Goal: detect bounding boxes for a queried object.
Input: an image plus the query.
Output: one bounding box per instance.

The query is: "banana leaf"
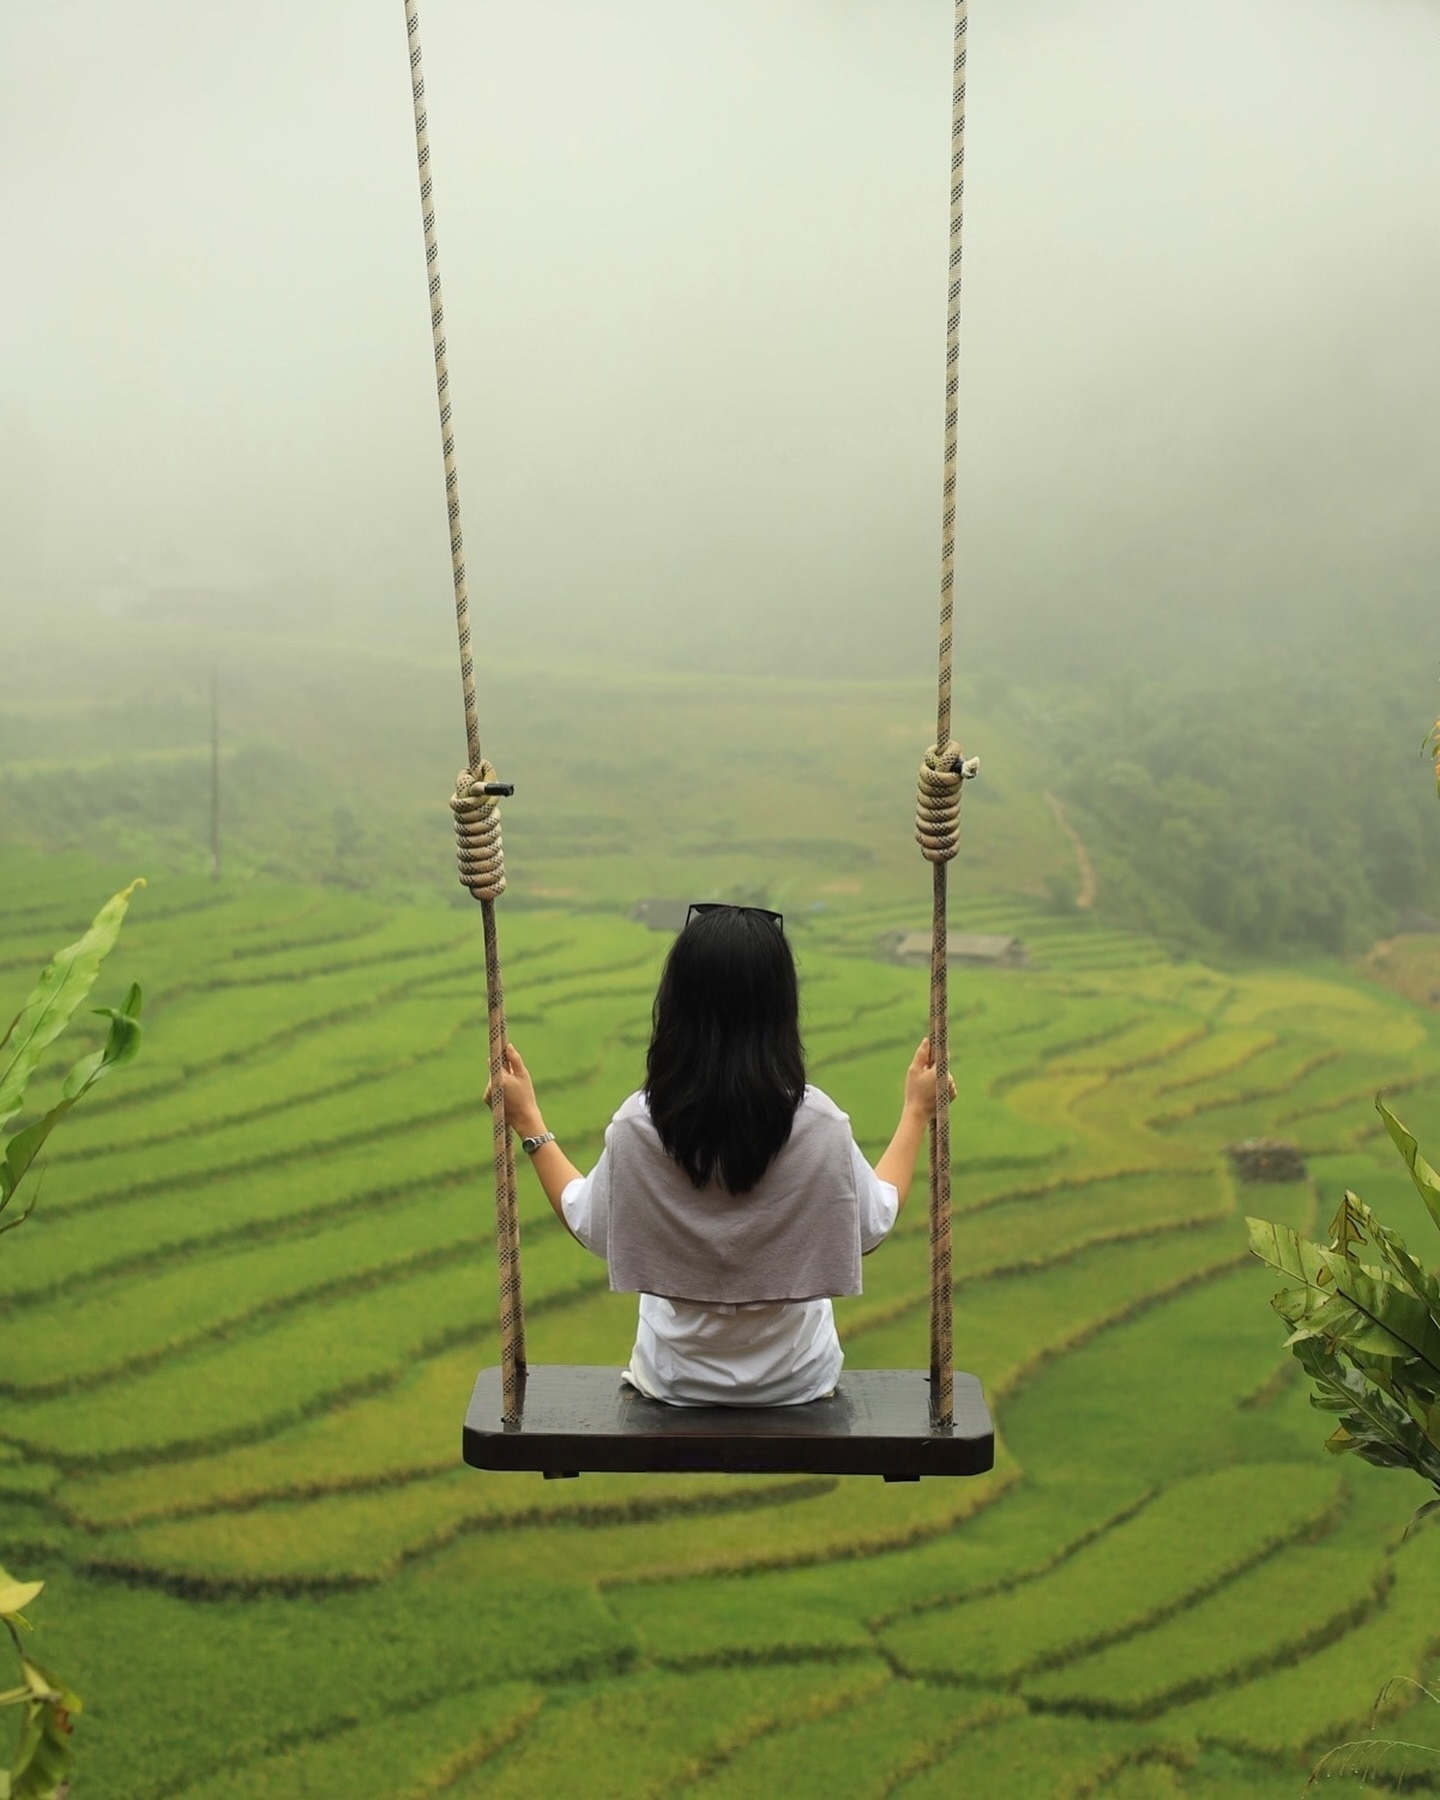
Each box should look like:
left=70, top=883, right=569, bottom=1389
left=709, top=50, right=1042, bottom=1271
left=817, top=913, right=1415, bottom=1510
left=1378, top=1097, right=1440, bottom=1235
left=0, top=881, right=142, bottom=1132
left=1246, top=1215, right=1338, bottom=1290
left=1278, top=1288, right=1419, bottom=1364
left=0, top=985, right=142, bottom=1234
left=1250, top=1216, right=1440, bottom=1379
left=1339, top=1191, right=1440, bottom=1316
left=1329, top=1187, right=1369, bottom=1262
left=1290, top=1336, right=1440, bottom=1488
left=1283, top=1272, right=1440, bottom=1371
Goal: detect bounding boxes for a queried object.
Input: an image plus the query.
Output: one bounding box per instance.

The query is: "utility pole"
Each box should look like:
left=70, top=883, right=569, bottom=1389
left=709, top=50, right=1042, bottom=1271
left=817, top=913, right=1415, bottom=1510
left=210, top=666, right=221, bottom=882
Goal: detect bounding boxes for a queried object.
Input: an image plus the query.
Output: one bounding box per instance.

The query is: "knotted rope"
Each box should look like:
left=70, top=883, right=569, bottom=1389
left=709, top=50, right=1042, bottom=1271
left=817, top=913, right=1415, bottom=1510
left=916, top=742, right=980, bottom=865
left=405, top=0, right=526, bottom=1421
left=920, top=0, right=974, bottom=1430
left=452, top=765, right=508, bottom=900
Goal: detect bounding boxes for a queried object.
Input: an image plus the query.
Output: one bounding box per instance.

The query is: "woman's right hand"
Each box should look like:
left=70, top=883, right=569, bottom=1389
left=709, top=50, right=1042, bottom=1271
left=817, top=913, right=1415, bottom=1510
left=903, top=1037, right=955, bottom=1120
left=483, top=1042, right=545, bottom=1138
left=875, top=1038, right=956, bottom=1210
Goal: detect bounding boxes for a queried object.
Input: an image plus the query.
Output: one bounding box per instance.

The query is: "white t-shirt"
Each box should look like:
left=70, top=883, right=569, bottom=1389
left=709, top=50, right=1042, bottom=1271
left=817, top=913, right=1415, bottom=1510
left=560, top=1088, right=899, bottom=1407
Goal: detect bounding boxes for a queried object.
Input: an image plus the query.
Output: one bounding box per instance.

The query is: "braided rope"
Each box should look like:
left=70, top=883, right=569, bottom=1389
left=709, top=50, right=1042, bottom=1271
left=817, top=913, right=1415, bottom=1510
left=935, top=0, right=967, bottom=757
left=922, top=0, right=971, bottom=1430
left=405, top=0, right=526, bottom=1421
left=916, top=743, right=979, bottom=864
left=452, top=765, right=508, bottom=900
left=406, top=0, right=479, bottom=770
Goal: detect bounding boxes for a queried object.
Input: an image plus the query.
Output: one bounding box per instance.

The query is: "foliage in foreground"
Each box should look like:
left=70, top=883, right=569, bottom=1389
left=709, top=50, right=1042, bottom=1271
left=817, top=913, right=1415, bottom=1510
left=1, top=884, right=143, bottom=1798
left=1307, top=1676, right=1440, bottom=1791
left=1, top=883, right=144, bottom=1239
left=1249, top=1099, right=1440, bottom=1520
left=0, top=1573, right=80, bottom=1800
left=1250, top=1099, right=1440, bottom=1790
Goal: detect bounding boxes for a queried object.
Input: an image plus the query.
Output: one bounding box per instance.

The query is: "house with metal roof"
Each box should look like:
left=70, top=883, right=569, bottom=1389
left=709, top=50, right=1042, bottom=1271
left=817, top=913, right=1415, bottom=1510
left=879, top=930, right=1028, bottom=969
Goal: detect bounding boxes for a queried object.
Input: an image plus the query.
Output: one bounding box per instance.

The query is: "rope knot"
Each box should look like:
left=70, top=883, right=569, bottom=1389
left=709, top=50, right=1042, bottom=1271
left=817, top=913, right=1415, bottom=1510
left=915, top=741, right=979, bottom=864
left=451, top=763, right=507, bottom=900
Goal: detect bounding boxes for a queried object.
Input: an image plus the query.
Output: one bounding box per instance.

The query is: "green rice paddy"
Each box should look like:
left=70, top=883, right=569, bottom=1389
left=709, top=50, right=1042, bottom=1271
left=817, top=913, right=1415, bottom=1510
left=5, top=848, right=1440, bottom=1796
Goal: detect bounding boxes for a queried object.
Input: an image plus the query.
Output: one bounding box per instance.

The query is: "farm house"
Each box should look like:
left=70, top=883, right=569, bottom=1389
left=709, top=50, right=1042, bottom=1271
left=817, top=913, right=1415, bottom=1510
left=880, top=929, right=1029, bottom=969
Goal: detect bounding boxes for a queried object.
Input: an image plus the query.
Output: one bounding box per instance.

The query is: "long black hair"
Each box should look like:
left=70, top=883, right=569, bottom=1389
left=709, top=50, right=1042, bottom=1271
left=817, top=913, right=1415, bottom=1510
left=645, top=907, right=806, bottom=1195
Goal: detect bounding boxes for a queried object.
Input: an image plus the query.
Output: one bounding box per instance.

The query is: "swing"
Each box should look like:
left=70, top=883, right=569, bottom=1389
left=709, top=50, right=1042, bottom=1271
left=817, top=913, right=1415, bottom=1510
left=402, top=0, right=993, bottom=1480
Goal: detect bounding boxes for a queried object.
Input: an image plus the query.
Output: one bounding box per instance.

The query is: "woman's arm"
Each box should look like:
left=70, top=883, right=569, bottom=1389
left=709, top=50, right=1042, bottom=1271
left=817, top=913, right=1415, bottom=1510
left=873, top=1037, right=952, bottom=1212
left=485, top=1043, right=585, bottom=1225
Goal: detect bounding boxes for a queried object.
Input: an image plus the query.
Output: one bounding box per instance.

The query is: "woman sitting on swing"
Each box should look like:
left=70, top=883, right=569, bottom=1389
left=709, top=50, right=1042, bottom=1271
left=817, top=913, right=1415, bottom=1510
left=490, top=903, right=950, bottom=1407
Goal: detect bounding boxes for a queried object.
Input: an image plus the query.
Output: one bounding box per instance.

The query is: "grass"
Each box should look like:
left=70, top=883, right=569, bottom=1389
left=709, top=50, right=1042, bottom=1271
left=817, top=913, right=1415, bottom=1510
left=4, top=1235, right=603, bottom=1465
left=1150, top=1518, right=1440, bottom=1758
left=89, top=1467, right=838, bottom=1591
left=447, top=1662, right=895, bottom=1800
left=678, top=1685, right=1015, bottom=1798
left=0, top=1129, right=499, bottom=1305
left=30, top=1564, right=636, bottom=1800
left=886, top=1711, right=1174, bottom=1800
left=1021, top=1476, right=1401, bottom=1716
left=163, top=1680, right=546, bottom=1800
left=3, top=850, right=1440, bottom=1796
left=877, top=1464, right=1341, bottom=1683
left=0, top=1185, right=493, bottom=1393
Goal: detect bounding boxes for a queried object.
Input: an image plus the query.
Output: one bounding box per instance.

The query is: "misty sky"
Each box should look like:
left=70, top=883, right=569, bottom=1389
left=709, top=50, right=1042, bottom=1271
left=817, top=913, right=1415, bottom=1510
left=3, top=0, right=1438, bottom=678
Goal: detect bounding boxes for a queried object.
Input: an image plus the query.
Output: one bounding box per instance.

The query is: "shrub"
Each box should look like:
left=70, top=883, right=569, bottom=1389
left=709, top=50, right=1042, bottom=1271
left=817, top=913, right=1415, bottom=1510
left=1, top=884, right=143, bottom=1800
left=1248, top=1100, right=1440, bottom=1522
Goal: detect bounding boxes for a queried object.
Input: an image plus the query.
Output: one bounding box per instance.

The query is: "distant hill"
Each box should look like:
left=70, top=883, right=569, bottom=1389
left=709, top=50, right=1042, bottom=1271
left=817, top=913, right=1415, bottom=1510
left=2, top=601, right=1435, bottom=957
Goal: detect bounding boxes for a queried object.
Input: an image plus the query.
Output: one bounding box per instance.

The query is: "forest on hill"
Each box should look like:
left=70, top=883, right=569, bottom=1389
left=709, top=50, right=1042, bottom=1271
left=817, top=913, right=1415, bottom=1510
left=1046, top=639, right=1440, bottom=957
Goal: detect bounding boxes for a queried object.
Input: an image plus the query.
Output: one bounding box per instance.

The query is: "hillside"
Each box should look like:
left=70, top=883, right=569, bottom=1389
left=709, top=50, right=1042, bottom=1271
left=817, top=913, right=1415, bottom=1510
left=5, top=854, right=1440, bottom=1795
left=0, top=612, right=1074, bottom=916
left=4, top=607, right=1435, bottom=961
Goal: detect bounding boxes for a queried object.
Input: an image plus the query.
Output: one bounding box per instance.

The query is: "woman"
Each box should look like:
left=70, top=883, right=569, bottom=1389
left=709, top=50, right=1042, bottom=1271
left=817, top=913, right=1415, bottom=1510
left=490, top=903, right=948, bottom=1406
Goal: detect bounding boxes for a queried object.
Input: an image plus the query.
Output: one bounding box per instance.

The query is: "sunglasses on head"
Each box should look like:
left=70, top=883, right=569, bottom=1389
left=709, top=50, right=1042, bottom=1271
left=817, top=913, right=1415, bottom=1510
left=686, top=902, right=785, bottom=934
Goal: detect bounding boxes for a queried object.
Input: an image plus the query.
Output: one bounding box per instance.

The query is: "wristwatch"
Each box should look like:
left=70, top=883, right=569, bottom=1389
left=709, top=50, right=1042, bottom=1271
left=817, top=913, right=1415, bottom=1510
left=521, top=1131, right=557, bottom=1156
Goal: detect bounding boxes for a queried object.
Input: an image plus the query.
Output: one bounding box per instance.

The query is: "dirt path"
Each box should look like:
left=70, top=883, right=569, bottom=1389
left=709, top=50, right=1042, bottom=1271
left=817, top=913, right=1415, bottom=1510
left=1045, top=790, right=1097, bottom=911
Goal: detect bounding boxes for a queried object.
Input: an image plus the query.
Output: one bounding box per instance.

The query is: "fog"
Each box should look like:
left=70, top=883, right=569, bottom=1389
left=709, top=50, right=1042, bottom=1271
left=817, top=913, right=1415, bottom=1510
left=3, top=0, right=1438, bottom=681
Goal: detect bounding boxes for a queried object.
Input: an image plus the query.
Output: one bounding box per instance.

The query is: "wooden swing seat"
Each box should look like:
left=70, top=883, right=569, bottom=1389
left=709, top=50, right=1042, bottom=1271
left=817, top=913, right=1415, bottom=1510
left=462, top=1363, right=994, bottom=1481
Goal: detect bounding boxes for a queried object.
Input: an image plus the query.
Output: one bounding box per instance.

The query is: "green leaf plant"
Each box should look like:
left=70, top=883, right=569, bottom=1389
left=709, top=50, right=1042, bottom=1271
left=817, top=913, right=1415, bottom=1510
left=1248, top=1098, right=1440, bottom=1518
left=0, top=1573, right=79, bottom=1800
left=0, top=882, right=144, bottom=1239
left=1251, top=1099, right=1440, bottom=1785
left=1, top=884, right=143, bottom=1798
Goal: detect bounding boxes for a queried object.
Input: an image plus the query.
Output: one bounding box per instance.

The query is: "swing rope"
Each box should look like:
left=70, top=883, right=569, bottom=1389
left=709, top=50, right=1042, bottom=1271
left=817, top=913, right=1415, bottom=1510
left=407, top=0, right=977, bottom=1433
left=404, top=0, right=527, bottom=1423
left=915, top=0, right=980, bottom=1430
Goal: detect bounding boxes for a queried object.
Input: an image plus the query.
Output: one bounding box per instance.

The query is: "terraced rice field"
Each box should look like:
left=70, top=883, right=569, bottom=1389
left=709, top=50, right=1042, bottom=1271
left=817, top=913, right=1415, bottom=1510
left=5, top=849, right=1440, bottom=1797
